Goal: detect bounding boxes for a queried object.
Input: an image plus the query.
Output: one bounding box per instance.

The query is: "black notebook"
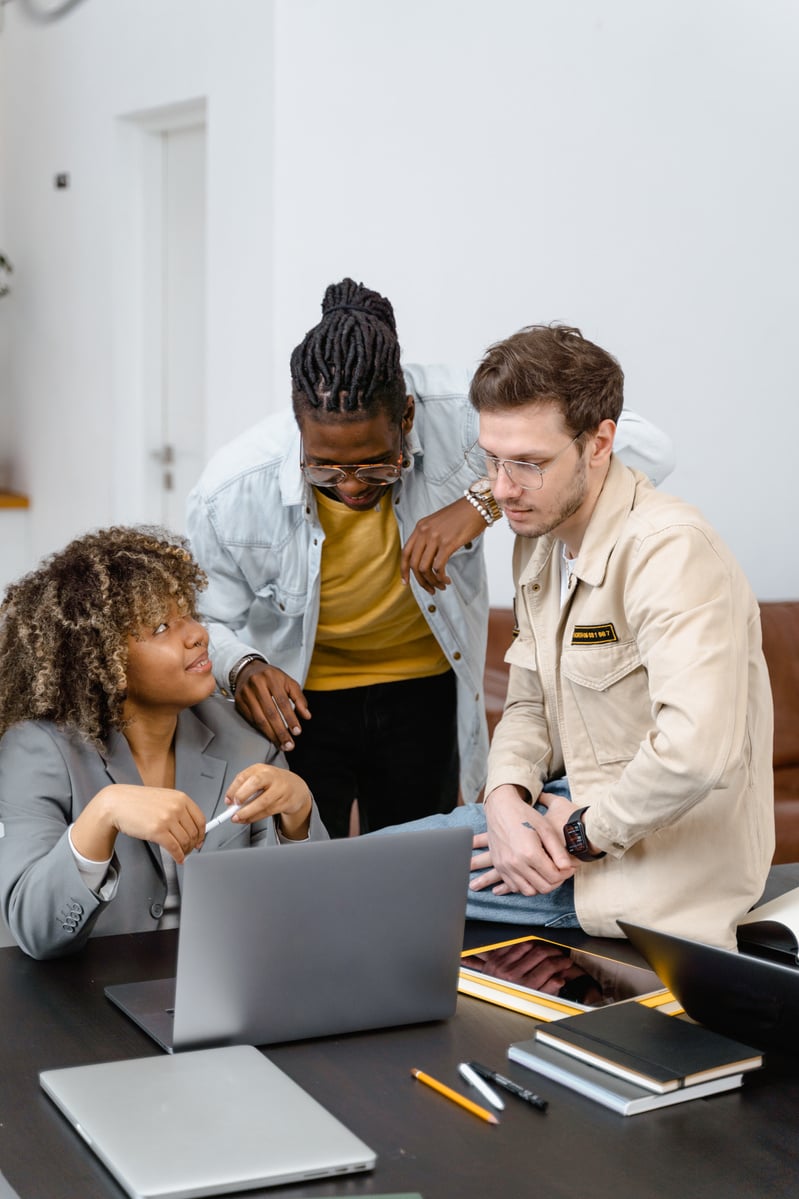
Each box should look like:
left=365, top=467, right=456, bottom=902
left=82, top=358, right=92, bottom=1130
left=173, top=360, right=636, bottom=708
left=509, top=1038, right=746, bottom=1117
left=533, top=1000, right=762, bottom=1094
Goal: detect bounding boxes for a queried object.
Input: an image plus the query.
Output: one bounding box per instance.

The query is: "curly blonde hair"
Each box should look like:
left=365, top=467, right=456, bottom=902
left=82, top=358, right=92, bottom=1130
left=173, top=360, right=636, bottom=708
left=0, top=526, right=208, bottom=746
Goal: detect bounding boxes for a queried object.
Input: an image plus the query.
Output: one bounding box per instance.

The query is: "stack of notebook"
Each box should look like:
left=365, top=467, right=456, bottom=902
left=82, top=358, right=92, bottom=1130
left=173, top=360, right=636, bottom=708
left=508, top=1000, right=763, bottom=1116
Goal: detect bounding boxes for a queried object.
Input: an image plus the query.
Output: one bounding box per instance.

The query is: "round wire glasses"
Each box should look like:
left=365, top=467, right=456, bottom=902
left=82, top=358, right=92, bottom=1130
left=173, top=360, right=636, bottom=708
left=464, top=432, right=582, bottom=491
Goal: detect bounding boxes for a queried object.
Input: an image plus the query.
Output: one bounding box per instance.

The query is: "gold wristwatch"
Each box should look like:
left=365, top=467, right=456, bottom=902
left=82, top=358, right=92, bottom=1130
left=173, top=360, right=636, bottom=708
left=467, top=477, right=502, bottom=524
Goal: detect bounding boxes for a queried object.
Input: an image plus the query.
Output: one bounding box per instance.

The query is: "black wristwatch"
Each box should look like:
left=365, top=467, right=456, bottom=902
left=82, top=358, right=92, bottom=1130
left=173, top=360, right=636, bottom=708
left=563, top=807, right=606, bottom=862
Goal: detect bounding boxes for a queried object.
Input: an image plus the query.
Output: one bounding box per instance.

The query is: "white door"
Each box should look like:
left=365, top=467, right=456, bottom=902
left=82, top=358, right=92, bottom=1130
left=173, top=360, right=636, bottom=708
left=152, top=123, right=207, bottom=532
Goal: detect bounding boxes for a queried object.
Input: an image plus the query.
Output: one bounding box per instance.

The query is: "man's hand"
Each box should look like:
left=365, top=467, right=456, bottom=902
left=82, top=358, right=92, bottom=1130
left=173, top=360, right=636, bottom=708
left=72, top=785, right=207, bottom=865
left=234, top=661, right=311, bottom=751
left=223, top=762, right=313, bottom=840
left=469, top=785, right=576, bottom=896
left=400, top=497, right=488, bottom=595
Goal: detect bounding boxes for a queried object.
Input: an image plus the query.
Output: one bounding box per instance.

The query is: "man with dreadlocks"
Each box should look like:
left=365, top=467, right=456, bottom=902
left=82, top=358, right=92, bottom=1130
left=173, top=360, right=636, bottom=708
left=187, top=279, right=674, bottom=837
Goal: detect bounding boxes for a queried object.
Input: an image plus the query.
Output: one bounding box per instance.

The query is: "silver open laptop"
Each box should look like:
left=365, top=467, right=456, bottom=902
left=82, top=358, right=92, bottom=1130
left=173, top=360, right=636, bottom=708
left=106, top=826, right=472, bottom=1052
left=40, top=1044, right=376, bottom=1199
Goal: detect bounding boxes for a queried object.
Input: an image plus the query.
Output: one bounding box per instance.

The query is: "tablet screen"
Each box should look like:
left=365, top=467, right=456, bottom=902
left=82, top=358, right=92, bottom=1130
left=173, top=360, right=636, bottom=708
left=461, top=935, right=666, bottom=1010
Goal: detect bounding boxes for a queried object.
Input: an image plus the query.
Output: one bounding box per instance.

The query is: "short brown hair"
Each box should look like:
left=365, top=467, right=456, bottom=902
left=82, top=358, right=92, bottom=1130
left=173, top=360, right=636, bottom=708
left=469, top=324, right=624, bottom=434
left=0, top=526, right=207, bottom=746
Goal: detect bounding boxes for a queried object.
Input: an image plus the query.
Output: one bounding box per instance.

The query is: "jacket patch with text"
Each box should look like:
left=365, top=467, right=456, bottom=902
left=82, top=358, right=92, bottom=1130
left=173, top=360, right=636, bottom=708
left=571, top=623, right=618, bottom=645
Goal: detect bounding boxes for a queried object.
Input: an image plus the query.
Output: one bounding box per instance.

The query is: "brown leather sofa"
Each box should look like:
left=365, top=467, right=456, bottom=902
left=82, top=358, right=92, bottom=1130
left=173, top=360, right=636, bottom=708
left=484, top=601, right=799, bottom=864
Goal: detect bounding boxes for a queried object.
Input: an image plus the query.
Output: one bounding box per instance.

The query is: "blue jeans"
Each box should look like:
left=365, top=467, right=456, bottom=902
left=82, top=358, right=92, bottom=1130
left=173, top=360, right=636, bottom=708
left=379, top=778, right=579, bottom=927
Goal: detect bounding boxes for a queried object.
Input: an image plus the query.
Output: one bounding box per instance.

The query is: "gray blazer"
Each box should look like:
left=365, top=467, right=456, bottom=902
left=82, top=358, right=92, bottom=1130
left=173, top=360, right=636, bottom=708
left=0, top=696, right=327, bottom=958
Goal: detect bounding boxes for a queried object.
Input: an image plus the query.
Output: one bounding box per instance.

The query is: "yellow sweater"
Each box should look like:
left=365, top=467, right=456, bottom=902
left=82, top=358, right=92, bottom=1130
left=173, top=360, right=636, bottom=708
left=305, top=490, right=449, bottom=690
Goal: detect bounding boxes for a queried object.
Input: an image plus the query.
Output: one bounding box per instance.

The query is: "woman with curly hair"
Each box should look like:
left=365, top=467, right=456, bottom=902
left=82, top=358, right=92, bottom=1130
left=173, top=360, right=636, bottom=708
left=0, top=526, right=326, bottom=959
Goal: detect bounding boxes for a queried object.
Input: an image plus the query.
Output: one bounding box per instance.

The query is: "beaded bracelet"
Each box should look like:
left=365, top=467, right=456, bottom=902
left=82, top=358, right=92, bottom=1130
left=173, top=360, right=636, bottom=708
left=463, top=490, right=495, bottom=526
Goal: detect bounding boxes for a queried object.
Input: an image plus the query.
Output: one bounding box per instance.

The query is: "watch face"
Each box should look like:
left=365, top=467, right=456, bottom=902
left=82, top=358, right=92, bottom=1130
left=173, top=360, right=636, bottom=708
left=564, top=814, right=588, bottom=855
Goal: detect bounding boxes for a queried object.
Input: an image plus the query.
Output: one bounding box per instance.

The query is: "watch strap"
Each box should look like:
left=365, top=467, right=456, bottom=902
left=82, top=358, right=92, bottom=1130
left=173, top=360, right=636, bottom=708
left=564, top=806, right=606, bottom=862
left=228, top=653, right=267, bottom=696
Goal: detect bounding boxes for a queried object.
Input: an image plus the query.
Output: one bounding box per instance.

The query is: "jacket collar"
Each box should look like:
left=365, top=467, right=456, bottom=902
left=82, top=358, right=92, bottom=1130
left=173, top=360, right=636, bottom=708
left=100, top=706, right=227, bottom=821
left=570, top=455, right=639, bottom=588
left=279, top=419, right=305, bottom=507
left=518, top=455, right=640, bottom=589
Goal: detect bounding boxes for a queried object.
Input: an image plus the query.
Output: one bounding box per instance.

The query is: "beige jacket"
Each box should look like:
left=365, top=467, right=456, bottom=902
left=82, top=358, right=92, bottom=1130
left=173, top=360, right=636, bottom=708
left=485, top=456, right=774, bottom=949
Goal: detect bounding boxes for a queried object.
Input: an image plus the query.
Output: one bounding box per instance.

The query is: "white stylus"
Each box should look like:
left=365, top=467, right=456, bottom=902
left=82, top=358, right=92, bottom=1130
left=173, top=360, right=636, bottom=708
left=205, top=786, right=265, bottom=835
left=204, top=804, right=242, bottom=834
left=458, top=1062, right=505, bottom=1110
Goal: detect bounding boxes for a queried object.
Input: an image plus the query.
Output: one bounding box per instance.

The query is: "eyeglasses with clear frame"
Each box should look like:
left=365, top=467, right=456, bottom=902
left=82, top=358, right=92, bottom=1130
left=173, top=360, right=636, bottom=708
left=464, top=432, right=583, bottom=492
left=300, top=437, right=405, bottom=487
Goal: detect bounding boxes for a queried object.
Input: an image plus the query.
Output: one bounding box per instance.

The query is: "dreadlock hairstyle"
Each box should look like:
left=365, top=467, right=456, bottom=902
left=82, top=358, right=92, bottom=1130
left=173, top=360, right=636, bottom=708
left=0, top=526, right=207, bottom=748
left=290, top=278, right=408, bottom=425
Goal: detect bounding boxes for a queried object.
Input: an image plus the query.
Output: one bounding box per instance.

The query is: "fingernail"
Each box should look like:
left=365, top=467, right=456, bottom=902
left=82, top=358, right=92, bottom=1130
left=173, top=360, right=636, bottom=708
left=291, top=726, right=301, bottom=735
left=282, top=741, right=294, bottom=752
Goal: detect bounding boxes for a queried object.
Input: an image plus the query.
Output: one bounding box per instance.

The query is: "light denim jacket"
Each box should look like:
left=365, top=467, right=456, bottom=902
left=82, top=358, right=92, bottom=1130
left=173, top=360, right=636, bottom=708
left=187, top=365, right=675, bottom=804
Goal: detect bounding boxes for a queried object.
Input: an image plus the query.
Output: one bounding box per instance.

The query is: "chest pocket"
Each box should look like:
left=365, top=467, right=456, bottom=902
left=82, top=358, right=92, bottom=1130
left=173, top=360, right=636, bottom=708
left=213, top=823, right=251, bottom=851
left=561, top=639, right=649, bottom=765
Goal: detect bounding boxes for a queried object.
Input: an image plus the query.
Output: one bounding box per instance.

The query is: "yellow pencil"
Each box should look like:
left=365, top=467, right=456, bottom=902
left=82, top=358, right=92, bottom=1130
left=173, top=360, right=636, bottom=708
left=411, top=1068, right=499, bottom=1125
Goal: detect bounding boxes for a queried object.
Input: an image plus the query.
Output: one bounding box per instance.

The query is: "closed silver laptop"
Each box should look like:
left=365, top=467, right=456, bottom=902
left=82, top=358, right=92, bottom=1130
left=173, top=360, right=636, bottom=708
left=40, top=1045, right=375, bottom=1199
left=106, top=826, right=472, bottom=1051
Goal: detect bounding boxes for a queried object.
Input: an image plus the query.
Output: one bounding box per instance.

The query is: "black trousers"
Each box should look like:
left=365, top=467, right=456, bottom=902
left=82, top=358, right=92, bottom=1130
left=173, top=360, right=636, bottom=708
left=285, top=670, right=459, bottom=838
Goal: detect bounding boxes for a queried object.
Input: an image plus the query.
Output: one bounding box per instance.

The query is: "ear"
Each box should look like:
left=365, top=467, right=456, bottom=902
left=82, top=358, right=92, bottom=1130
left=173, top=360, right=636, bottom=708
left=401, top=395, right=415, bottom=435
left=589, top=419, right=616, bottom=467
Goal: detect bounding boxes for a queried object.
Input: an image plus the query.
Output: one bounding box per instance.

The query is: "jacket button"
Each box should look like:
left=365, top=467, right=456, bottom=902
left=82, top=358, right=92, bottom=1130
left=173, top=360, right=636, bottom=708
left=150, top=902, right=164, bottom=919
left=531, top=583, right=541, bottom=593
left=453, top=651, right=462, bottom=661
left=427, top=604, right=437, bottom=613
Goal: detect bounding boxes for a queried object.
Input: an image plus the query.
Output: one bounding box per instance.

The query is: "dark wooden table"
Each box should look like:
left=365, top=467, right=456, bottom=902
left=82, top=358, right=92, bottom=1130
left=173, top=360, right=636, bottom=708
left=1, top=899, right=799, bottom=1199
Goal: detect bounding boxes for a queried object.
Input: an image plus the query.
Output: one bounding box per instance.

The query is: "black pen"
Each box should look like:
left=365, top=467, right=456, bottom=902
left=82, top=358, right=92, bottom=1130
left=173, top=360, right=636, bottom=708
left=468, top=1061, right=548, bottom=1112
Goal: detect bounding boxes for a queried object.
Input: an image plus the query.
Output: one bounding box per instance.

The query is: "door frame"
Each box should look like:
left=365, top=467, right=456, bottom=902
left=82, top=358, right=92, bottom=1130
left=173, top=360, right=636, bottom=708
left=111, top=97, right=207, bottom=527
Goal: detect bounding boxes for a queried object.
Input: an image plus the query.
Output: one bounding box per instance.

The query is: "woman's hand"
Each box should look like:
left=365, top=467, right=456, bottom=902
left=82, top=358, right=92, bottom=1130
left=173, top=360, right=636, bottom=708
left=224, top=763, right=313, bottom=841
left=71, top=784, right=207, bottom=864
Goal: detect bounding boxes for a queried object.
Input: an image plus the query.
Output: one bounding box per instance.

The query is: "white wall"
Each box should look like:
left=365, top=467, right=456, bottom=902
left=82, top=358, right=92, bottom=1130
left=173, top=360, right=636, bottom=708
left=0, top=18, right=11, bottom=485
left=1, top=0, right=274, bottom=557
left=270, top=0, right=799, bottom=604
left=1, top=0, right=798, bottom=603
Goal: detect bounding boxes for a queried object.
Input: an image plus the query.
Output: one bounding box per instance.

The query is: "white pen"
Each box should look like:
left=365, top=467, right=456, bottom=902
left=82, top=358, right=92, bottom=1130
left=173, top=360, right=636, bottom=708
left=458, top=1061, right=505, bottom=1111
left=204, top=804, right=243, bottom=834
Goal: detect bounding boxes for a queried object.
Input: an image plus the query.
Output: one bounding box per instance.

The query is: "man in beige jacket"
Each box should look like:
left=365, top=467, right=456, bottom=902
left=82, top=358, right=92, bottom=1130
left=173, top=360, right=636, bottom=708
left=396, top=323, right=774, bottom=950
